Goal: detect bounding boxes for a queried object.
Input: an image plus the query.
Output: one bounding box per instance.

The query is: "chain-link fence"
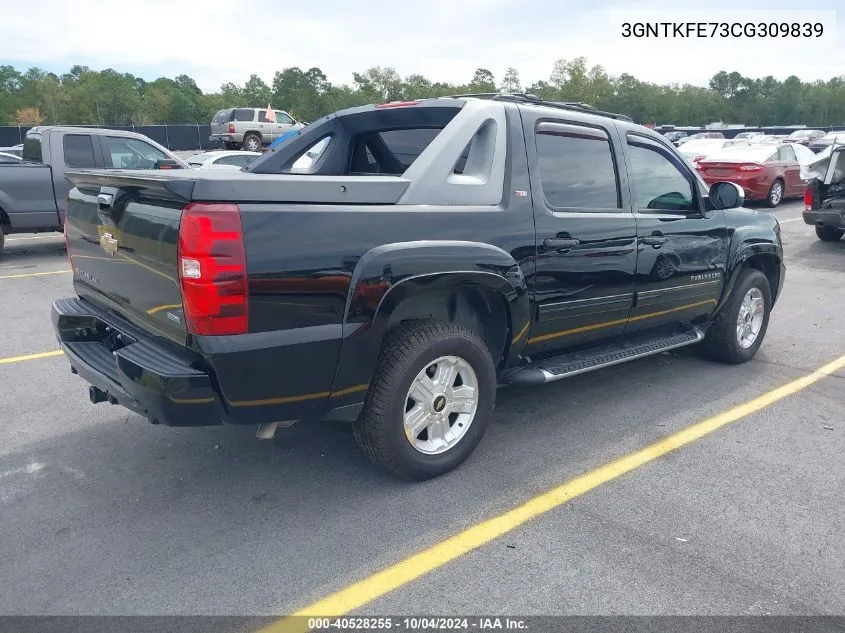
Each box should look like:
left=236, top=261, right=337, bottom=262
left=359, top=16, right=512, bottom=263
left=0, top=124, right=223, bottom=151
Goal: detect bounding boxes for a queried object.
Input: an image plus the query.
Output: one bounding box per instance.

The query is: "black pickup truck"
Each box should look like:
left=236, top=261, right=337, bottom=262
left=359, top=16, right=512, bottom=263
left=52, top=95, right=785, bottom=480
left=0, top=126, right=185, bottom=253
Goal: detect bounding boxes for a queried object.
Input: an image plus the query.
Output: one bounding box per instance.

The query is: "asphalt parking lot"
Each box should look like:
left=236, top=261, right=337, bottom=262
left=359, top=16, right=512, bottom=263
left=0, top=200, right=843, bottom=620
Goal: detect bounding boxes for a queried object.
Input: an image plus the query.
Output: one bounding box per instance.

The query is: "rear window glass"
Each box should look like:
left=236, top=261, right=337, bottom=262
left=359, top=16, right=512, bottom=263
left=536, top=125, right=620, bottom=209
left=378, top=129, right=440, bottom=169
left=212, top=109, right=234, bottom=124
left=234, top=108, right=256, bottom=122
left=63, top=134, right=97, bottom=168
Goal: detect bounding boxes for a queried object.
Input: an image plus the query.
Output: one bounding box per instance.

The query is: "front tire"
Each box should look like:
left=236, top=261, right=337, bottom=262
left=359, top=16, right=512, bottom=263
left=764, top=179, right=784, bottom=208
left=0, top=223, right=5, bottom=255
left=815, top=226, right=844, bottom=242
left=354, top=320, right=497, bottom=481
left=700, top=268, right=771, bottom=363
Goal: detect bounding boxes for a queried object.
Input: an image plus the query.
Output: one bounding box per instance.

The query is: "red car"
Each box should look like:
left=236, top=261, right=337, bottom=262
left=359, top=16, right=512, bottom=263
left=695, top=143, right=806, bottom=208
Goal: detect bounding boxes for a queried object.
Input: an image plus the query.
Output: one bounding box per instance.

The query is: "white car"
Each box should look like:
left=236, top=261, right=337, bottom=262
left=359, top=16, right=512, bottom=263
left=677, top=138, right=745, bottom=163
left=186, top=150, right=262, bottom=170
left=0, top=151, right=22, bottom=164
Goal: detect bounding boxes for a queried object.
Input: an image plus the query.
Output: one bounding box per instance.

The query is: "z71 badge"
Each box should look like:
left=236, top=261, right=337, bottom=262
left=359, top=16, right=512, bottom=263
left=690, top=272, right=721, bottom=281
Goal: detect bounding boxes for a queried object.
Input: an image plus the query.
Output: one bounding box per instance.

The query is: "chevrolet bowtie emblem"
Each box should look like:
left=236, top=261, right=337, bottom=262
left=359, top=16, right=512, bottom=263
left=100, top=232, right=119, bottom=255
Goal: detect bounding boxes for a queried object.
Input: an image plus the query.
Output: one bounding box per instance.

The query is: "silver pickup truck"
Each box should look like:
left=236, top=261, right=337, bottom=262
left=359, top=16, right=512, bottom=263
left=0, top=126, right=185, bottom=253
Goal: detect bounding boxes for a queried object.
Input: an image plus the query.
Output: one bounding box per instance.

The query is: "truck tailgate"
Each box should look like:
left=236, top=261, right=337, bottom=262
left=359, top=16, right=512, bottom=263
left=64, top=174, right=189, bottom=346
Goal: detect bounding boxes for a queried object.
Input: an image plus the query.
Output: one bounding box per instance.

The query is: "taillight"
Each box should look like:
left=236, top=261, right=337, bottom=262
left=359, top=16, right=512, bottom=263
left=736, top=163, right=763, bottom=171
left=228, top=123, right=235, bottom=134
left=177, top=203, right=248, bottom=336
left=804, top=186, right=814, bottom=212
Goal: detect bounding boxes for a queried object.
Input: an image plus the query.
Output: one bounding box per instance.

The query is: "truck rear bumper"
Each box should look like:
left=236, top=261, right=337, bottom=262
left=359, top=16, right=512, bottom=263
left=803, top=209, right=845, bottom=230
left=51, top=297, right=224, bottom=426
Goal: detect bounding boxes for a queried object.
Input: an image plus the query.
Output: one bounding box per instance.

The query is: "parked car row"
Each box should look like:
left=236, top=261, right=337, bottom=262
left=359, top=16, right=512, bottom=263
left=664, top=128, right=838, bottom=154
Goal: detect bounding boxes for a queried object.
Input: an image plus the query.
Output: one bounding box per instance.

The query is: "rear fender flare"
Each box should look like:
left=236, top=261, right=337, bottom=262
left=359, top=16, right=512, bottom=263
left=323, top=241, right=530, bottom=420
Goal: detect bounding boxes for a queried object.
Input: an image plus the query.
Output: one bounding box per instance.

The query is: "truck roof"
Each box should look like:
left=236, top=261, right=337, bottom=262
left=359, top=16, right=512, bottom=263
left=27, top=125, right=159, bottom=139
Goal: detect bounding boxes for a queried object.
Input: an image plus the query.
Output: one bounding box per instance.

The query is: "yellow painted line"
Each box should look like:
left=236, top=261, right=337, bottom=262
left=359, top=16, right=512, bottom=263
left=528, top=299, right=716, bottom=344
left=259, top=353, right=845, bottom=632
left=0, top=269, right=71, bottom=280
left=0, top=350, right=64, bottom=365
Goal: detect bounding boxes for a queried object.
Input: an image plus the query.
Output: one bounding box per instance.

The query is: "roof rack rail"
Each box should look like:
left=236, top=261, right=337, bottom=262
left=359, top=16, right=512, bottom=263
left=444, top=92, right=633, bottom=122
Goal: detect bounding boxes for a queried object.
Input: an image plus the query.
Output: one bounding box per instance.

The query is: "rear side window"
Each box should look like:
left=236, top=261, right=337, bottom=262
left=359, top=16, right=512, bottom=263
left=234, top=108, right=256, bottom=122
left=212, top=109, right=234, bottom=124
left=63, top=134, right=97, bottom=168
left=535, top=123, right=620, bottom=209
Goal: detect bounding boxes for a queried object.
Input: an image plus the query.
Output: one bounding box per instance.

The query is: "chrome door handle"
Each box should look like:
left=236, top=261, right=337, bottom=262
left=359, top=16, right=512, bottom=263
left=544, top=238, right=580, bottom=250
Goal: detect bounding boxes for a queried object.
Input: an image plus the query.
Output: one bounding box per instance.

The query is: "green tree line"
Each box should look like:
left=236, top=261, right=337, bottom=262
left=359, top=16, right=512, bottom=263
left=1, top=59, right=843, bottom=127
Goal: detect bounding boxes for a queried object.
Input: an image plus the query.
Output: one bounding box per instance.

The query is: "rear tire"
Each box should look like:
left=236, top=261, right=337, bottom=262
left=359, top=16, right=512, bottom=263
left=764, top=179, right=784, bottom=208
left=242, top=133, right=261, bottom=152
left=354, top=320, right=497, bottom=481
left=0, top=224, right=5, bottom=255
left=815, top=226, right=844, bottom=242
left=700, top=268, right=771, bottom=363
left=223, top=141, right=237, bottom=150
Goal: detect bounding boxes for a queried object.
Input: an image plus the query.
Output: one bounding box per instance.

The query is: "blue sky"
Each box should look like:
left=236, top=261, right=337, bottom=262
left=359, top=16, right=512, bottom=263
left=0, top=0, right=841, bottom=92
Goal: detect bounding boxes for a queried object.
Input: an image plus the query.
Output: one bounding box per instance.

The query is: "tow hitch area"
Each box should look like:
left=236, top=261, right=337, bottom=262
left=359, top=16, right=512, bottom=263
left=88, top=386, right=117, bottom=405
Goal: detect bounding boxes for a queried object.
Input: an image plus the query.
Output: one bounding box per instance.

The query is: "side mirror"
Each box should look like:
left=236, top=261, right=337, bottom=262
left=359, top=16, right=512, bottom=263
left=709, top=181, right=744, bottom=210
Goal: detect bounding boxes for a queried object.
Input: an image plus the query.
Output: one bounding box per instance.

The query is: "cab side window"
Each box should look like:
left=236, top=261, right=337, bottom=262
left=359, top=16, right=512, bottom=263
left=627, top=136, right=696, bottom=212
